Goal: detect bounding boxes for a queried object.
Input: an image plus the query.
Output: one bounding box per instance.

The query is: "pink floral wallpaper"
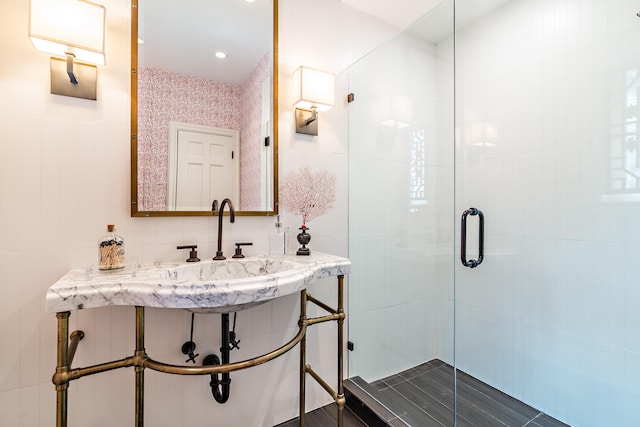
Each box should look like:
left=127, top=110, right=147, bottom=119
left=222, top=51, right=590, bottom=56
left=240, top=53, right=272, bottom=211
left=137, top=53, right=272, bottom=211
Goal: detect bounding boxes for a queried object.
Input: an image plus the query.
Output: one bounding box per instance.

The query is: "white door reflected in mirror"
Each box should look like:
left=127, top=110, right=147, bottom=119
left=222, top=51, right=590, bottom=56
left=168, top=123, right=239, bottom=211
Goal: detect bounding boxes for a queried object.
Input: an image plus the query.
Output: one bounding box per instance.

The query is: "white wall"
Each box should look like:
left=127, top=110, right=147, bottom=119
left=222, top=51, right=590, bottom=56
left=0, top=0, right=394, bottom=425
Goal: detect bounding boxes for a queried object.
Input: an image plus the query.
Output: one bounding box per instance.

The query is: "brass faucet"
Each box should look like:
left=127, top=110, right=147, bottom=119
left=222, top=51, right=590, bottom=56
left=212, top=198, right=235, bottom=260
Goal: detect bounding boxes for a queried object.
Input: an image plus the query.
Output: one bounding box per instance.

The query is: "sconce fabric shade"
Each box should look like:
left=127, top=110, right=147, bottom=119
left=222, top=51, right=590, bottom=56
left=29, top=0, right=106, bottom=66
left=292, top=66, right=334, bottom=112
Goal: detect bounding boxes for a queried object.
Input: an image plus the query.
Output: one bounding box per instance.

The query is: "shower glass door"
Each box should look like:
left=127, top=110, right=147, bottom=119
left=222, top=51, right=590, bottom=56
left=347, top=1, right=457, bottom=425
left=454, top=0, right=640, bottom=425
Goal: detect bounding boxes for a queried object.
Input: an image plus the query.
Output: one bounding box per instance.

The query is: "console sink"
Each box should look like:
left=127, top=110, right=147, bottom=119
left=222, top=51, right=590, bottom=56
left=46, top=253, right=351, bottom=314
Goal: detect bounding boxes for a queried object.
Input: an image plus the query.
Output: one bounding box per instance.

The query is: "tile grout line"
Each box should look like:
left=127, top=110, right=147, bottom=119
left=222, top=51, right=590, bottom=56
left=521, top=411, right=544, bottom=426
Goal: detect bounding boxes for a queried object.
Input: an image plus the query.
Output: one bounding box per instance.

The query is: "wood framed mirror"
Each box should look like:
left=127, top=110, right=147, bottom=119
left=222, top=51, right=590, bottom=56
left=131, top=0, right=278, bottom=217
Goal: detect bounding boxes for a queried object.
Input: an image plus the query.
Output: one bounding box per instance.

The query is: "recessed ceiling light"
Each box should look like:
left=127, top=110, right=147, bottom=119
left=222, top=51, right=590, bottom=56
left=138, top=38, right=144, bottom=44
left=245, top=0, right=256, bottom=3
left=215, top=51, right=227, bottom=59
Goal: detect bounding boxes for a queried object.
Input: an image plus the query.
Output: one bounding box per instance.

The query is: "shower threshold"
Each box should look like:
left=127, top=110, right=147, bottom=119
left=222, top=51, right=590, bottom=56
left=344, top=359, right=570, bottom=427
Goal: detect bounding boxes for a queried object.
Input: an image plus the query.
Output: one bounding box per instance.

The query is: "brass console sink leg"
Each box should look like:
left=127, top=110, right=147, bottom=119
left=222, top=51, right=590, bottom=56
left=53, top=313, right=85, bottom=427
left=135, top=306, right=145, bottom=427
left=299, top=275, right=345, bottom=427
left=337, top=275, right=345, bottom=427
left=55, top=312, right=70, bottom=427
left=299, top=290, right=308, bottom=427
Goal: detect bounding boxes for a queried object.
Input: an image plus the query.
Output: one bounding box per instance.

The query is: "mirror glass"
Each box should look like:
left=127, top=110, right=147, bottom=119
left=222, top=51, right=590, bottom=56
left=131, top=0, right=278, bottom=216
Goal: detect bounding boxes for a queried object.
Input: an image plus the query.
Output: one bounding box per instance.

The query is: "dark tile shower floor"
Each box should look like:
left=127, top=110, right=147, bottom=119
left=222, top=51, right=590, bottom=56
left=347, top=359, right=570, bottom=427
left=276, top=359, right=570, bottom=427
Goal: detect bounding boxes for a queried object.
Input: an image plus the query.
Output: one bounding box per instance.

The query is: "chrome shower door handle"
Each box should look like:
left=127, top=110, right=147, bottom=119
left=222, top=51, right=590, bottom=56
left=461, top=207, right=484, bottom=268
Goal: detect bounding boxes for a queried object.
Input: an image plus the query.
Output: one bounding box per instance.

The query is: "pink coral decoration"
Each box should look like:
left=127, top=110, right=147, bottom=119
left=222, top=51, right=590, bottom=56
left=280, top=166, right=336, bottom=228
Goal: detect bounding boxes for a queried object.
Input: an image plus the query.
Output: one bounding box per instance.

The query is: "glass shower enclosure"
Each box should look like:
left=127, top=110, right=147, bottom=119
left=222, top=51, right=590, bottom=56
left=347, top=1, right=640, bottom=426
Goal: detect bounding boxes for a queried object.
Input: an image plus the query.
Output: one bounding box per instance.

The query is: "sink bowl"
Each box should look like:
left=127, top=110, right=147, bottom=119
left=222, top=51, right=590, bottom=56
left=165, top=258, right=301, bottom=281
left=157, top=258, right=305, bottom=313
left=46, top=253, right=351, bottom=314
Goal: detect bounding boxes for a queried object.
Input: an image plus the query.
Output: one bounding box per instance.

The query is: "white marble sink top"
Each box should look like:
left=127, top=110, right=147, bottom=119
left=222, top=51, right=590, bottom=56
left=46, top=252, right=351, bottom=313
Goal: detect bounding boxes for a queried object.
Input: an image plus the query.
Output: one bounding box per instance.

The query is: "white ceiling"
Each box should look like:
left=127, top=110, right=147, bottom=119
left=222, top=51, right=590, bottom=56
left=138, top=0, right=272, bottom=84
left=138, top=0, right=513, bottom=84
left=345, top=0, right=513, bottom=44
left=342, top=0, right=448, bottom=31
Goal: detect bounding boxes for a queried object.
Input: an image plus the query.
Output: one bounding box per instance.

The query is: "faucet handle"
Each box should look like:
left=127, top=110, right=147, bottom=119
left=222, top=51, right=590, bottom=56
left=232, top=242, right=253, bottom=258
left=177, top=245, right=200, bottom=262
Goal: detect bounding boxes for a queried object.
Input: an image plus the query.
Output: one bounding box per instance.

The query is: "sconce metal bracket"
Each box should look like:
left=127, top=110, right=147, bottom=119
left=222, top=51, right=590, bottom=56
left=295, top=108, right=319, bottom=136
left=50, top=57, right=97, bottom=100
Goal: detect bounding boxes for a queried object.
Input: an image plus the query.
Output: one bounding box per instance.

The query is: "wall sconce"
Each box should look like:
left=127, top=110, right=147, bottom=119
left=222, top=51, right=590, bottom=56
left=293, top=66, right=334, bottom=136
left=29, top=0, right=106, bottom=100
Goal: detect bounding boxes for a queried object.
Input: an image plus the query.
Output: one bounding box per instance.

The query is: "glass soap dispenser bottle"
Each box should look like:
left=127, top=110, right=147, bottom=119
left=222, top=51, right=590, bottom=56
left=98, top=224, right=125, bottom=270
left=268, top=215, right=288, bottom=256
